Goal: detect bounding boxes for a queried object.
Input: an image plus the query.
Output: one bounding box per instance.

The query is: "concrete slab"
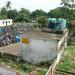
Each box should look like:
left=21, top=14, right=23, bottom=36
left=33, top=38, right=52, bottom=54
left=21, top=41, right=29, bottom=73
left=0, top=43, right=20, bottom=56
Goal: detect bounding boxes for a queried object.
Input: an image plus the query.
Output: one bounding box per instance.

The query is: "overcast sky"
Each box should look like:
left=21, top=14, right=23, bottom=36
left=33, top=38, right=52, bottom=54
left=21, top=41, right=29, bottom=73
left=0, top=0, right=61, bottom=12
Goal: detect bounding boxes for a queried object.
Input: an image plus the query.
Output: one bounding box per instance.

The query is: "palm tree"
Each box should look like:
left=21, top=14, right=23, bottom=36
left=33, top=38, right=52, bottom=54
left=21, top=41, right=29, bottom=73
left=70, top=0, right=75, bottom=10
left=6, top=1, right=11, bottom=10
left=61, top=0, right=75, bottom=10
left=60, top=0, right=75, bottom=32
left=60, top=0, right=70, bottom=7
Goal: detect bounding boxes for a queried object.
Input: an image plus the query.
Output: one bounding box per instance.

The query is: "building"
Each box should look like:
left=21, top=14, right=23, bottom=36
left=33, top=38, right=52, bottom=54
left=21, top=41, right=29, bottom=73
left=0, top=19, right=13, bottom=27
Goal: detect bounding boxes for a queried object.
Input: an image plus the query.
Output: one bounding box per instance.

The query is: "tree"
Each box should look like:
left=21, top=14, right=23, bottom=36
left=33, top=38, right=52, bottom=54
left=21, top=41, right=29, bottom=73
left=7, top=9, right=18, bottom=20
left=31, top=10, right=47, bottom=21
left=0, top=1, right=11, bottom=19
left=0, top=15, right=7, bottom=19
left=38, top=16, right=48, bottom=27
left=15, top=13, right=29, bottom=22
left=48, top=7, right=63, bottom=18
left=60, top=0, right=75, bottom=20
left=5, top=1, right=11, bottom=10
left=1, top=7, right=7, bottom=15
left=60, top=0, right=70, bottom=7
left=19, top=8, right=31, bottom=16
left=61, top=0, right=75, bottom=15
left=61, top=0, right=75, bottom=10
left=0, top=7, right=7, bottom=19
left=15, top=8, right=31, bottom=22
left=61, top=0, right=75, bottom=32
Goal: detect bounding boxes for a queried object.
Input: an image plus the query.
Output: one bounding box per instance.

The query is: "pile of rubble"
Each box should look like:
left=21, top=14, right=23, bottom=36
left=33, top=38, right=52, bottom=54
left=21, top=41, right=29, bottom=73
left=0, top=23, right=38, bottom=47
left=0, top=26, right=17, bottom=47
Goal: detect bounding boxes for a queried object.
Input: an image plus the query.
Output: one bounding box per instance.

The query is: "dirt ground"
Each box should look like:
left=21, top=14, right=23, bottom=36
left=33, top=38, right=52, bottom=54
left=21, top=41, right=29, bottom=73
left=0, top=43, right=21, bottom=56
left=21, top=31, right=63, bottom=40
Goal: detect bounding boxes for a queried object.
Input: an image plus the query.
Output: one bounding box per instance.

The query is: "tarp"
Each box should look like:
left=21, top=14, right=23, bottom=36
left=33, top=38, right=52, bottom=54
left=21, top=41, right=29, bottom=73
left=0, top=28, right=4, bottom=32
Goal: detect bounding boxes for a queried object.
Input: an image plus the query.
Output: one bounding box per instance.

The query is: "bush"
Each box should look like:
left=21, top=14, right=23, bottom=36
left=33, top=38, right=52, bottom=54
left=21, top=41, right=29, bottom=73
left=38, top=16, right=48, bottom=27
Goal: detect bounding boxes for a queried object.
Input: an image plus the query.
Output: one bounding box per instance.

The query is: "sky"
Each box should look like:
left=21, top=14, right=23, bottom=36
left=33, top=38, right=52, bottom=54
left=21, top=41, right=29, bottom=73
left=0, top=0, right=61, bottom=12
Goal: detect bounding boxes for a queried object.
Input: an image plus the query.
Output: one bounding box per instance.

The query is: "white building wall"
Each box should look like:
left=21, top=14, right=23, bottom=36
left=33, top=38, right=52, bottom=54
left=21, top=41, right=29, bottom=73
left=0, top=19, right=13, bottom=27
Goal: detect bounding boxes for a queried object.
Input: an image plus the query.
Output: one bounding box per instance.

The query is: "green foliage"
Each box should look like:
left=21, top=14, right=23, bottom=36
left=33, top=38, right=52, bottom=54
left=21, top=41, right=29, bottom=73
left=5, top=1, right=11, bottom=10
left=0, top=0, right=75, bottom=24
left=31, top=9, right=47, bottom=20
left=0, top=56, right=47, bottom=74
left=1, top=7, right=7, bottom=15
left=0, top=15, right=7, bottom=19
left=61, top=0, right=75, bottom=10
left=58, top=57, right=72, bottom=70
left=22, top=64, right=36, bottom=72
left=19, top=8, right=31, bottom=17
left=15, top=8, right=31, bottom=22
left=38, top=70, right=46, bottom=75
left=7, top=9, right=18, bottom=20
left=48, top=7, right=71, bottom=19
left=38, top=16, right=48, bottom=27
left=15, top=12, right=29, bottom=22
left=58, top=44, right=75, bottom=72
left=48, top=7, right=63, bottom=18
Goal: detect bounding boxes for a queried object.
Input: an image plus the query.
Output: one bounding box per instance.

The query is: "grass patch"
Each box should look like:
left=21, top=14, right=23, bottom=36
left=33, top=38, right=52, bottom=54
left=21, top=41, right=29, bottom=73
left=37, top=70, right=46, bottom=75
left=0, top=55, right=51, bottom=74
left=57, top=43, right=75, bottom=72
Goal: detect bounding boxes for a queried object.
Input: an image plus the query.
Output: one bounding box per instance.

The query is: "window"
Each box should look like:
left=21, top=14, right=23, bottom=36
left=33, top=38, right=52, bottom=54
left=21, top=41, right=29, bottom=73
left=3, top=21, right=4, bottom=24
left=9, top=21, right=10, bottom=23
left=6, top=21, right=7, bottom=25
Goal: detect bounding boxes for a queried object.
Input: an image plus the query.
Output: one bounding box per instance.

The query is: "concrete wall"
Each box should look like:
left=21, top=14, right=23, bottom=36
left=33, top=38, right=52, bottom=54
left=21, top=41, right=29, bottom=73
left=21, top=38, right=58, bottom=64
